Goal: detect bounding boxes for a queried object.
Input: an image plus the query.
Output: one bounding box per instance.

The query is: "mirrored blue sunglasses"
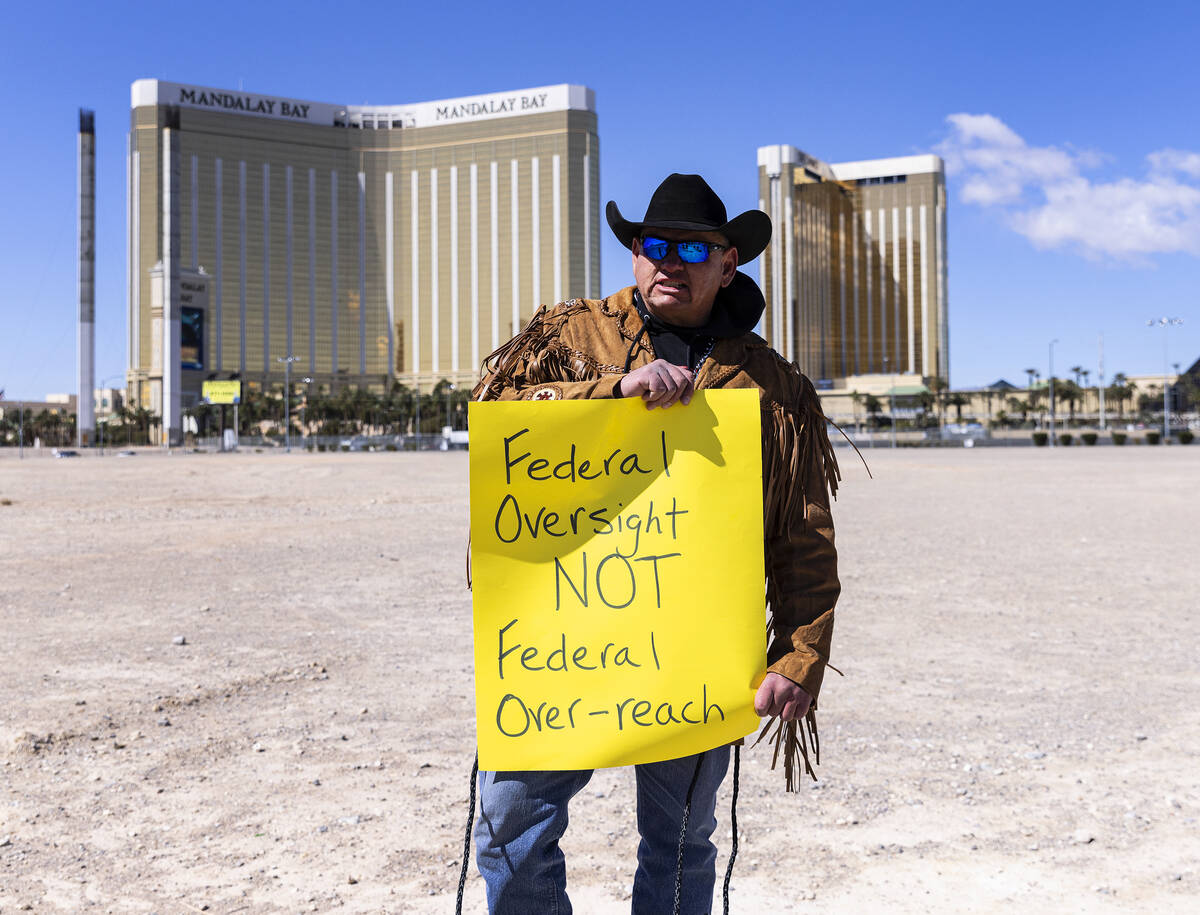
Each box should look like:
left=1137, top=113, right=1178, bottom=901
left=639, top=236, right=727, bottom=264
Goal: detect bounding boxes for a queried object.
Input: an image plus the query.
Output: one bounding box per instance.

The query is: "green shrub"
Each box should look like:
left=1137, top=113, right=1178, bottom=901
left=1081, top=432, right=1098, bottom=446
left=1112, top=432, right=1127, bottom=446
left=385, top=443, right=398, bottom=451
left=1146, top=431, right=1161, bottom=445
left=1032, top=432, right=1049, bottom=446
left=1179, top=430, right=1194, bottom=445
left=317, top=443, right=326, bottom=452
left=341, top=445, right=350, bottom=452
left=1059, top=433, right=1073, bottom=446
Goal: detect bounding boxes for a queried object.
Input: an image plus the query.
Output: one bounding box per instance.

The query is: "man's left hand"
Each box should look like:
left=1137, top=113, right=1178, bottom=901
left=754, top=672, right=812, bottom=721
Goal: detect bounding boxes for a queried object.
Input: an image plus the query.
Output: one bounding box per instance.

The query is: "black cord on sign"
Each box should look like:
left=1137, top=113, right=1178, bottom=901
left=672, top=753, right=706, bottom=915
left=721, top=745, right=741, bottom=915
left=454, top=751, right=479, bottom=915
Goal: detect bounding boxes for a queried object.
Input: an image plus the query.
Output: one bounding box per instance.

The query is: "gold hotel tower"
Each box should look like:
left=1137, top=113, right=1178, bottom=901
left=757, top=145, right=948, bottom=387
left=127, top=79, right=599, bottom=427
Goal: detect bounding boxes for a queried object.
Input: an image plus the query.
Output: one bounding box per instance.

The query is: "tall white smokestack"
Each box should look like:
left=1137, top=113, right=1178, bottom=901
left=162, top=106, right=182, bottom=446
left=77, top=109, right=96, bottom=446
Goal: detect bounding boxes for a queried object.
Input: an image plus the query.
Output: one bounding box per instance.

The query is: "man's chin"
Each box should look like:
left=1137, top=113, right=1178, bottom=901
left=647, top=290, right=690, bottom=310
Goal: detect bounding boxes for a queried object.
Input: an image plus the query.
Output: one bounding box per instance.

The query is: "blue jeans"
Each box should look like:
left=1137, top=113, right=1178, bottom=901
left=474, top=748, right=730, bottom=915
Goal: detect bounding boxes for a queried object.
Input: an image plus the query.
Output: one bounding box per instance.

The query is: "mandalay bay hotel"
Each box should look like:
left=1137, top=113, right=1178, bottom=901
left=127, top=79, right=599, bottom=441
left=756, top=145, right=949, bottom=416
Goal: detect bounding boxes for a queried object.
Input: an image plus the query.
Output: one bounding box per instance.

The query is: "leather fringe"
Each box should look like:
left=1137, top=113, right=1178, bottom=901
left=472, top=301, right=593, bottom=401
left=757, top=374, right=837, bottom=790
left=760, top=374, right=840, bottom=539
left=753, top=708, right=820, bottom=791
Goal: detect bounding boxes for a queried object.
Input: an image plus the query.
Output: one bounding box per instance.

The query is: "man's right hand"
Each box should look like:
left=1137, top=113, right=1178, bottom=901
left=618, top=358, right=695, bottom=408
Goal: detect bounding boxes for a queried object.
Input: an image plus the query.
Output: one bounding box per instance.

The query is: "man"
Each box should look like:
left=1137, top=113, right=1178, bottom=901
left=471, top=174, right=839, bottom=914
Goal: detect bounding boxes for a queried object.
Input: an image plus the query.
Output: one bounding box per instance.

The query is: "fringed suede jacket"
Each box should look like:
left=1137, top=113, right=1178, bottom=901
left=472, top=275, right=840, bottom=791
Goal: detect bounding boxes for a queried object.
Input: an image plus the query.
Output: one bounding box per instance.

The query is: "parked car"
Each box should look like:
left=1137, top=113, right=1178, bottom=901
left=339, top=435, right=369, bottom=452
left=934, top=422, right=988, bottom=442
left=52, top=449, right=80, bottom=458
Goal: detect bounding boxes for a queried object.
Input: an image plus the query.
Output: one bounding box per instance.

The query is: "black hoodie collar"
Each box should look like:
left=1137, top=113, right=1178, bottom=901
left=630, top=271, right=766, bottom=371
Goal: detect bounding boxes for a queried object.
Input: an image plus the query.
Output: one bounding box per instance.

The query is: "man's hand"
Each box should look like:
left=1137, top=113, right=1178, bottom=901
left=754, top=672, right=812, bottom=721
left=618, top=358, right=694, bottom=408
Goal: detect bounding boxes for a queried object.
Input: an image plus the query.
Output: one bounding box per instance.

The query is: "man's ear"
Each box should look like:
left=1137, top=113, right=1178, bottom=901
left=720, top=247, right=739, bottom=287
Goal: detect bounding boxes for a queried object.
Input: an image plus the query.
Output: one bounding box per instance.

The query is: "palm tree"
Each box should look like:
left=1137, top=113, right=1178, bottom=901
left=925, top=376, right=949, bottom=428
left=1028, top=387, right=1045, bottom=427
left=947, top=393, right=969, bottom=424
left=980, top=388, right=997, bottom=426
left=432, top=379, right=456, bottom=430
left=1007, top=396, right=1029, bottom=424
left=1057, top=379, right=1082, bottom=424
left=1025, top=368, right=1038, bottom=389
left=121, top=405, right=151, bottom=444
left=381, top=380, right=412, bottom=435
left=849, top=391, right=863, bottom=433
left=1106, top=372, right=1133, bottom=419
left=1138, top=386, right=1160, bottom=417
left=917, top=390, right=937, bottom=426
left=412, top=387, right=431, bottom=435
left=31, top=409, right=54, bottom=446
left=1064, top=366, right=1083, bottom=425
left=238, top=388, right=270, bottom=437
left=863, top=393, right=883, bottom=428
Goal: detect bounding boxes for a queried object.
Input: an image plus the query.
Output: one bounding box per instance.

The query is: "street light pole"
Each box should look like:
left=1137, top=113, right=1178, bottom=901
left=1048, top=339, right=1059, bottom=448
left=276, top=355, right=301, bottom=452
left=1147, top=318, right=1184, bottom=443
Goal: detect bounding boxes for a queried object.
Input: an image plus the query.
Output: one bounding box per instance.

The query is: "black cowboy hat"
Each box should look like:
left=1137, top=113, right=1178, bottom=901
left=606, top=173, right=772, bottom=263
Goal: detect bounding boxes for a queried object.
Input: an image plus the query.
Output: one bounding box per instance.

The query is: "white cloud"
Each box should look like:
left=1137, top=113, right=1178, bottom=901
left=1147, top=148, right=1200, bottom=178
left=936, top=114, right=1200, bottom=260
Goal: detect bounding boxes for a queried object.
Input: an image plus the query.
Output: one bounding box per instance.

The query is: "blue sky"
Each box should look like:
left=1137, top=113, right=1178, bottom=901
left=2, top=0, right=1198, bottom=400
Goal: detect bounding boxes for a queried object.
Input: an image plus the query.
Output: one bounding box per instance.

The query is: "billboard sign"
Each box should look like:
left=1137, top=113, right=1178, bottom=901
left=201, top=381, right=241, bottom=404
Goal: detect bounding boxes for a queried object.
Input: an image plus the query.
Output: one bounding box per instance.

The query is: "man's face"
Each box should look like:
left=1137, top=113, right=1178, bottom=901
left=632, top=228, right=738, bottom=328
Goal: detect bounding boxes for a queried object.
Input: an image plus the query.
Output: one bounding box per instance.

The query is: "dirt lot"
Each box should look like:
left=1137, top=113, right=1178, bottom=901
left=1, top=446, right=1197, bottom=913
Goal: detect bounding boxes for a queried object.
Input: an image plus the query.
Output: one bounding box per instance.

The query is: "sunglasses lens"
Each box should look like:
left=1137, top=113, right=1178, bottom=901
left=641, top=238, right=669, bottom=260
left=676, top=242, right=709, bottom=263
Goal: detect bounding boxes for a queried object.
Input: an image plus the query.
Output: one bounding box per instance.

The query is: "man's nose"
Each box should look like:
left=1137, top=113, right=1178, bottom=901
left=659, top=246, right=686, bottom=270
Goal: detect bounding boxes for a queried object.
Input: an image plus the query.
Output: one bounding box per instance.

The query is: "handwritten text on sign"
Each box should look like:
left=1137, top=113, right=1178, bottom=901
left=469, top=390, right=766, bottom=770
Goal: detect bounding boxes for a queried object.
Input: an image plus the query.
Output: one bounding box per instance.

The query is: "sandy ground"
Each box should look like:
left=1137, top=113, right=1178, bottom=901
left=0, top=446, right=1197, bottom=914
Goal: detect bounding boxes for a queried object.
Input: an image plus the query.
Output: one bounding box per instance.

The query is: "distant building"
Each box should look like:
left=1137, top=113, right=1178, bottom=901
left=94, top=387, right=123, bottom=419
left=128, top=79, right=599, bottom=442
left=757, top=146, right=948, bottom=388
left=0, top=395, right=76, bottom=420
left=0, top=390, right=119, bottom=419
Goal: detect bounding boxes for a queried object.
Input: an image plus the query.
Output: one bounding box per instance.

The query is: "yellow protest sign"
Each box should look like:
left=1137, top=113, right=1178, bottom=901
left=469, top=390, right=766, bottom=771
